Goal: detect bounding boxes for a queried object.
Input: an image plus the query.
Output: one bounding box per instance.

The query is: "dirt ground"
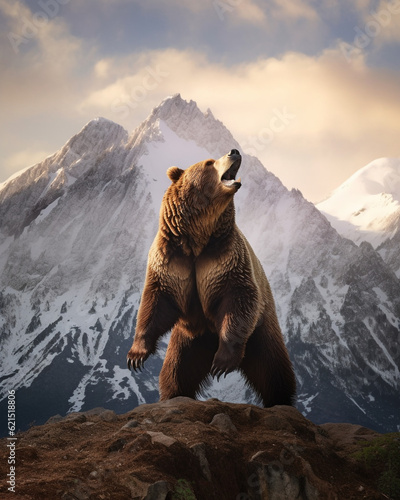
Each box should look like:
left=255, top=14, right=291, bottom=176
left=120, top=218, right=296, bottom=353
left=0, top=397, right=395, bottom=499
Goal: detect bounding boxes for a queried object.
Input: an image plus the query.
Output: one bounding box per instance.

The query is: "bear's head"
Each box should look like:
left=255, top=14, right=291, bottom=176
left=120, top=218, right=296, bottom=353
left=167, top=149, right=241, bottom=202
left=160, top=150, right=242, bottom=254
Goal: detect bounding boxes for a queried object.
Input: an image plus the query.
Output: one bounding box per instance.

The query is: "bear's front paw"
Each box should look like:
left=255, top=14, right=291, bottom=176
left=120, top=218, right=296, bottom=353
left=127, top=344, right=150, bottom=372
left=210, top=343, right=243, bottom=381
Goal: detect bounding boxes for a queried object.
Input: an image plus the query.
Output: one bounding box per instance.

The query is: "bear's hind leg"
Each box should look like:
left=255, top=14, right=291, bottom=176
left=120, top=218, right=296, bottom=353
left=240, top=324, right=296, bottom=407
left=159, top=324, right=218, bottom=401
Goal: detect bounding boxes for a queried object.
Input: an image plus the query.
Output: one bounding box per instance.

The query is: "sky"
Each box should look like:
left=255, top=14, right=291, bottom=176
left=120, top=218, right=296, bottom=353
left=1, top=0, right=400, bottom=202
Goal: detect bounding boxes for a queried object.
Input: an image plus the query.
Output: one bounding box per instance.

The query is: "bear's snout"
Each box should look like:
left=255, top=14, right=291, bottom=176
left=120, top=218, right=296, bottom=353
left=228, top=149, right=240, bottom=157
left=217, top=151, right=242, bottom=190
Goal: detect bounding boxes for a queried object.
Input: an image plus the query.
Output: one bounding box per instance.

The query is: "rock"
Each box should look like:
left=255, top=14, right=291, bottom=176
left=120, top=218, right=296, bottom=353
left=145, top=481, right=173, bottom=500
left=147, top=431, right=177, bottom=447
left=99, top=409, right=117, bottom=422
left=126, top=434, right=152, bottom=453
left=190, top=442, right=212, bottom=481
left=130, top=396, right=195, bottom=416
left=210, top=413, right=237, bottom=434
left=84, top=421, right=96, bottom=427
left=319, top=422, right=379, bottom=456
left=46, top=414, right=64, bottom=424
left=263, top=414, right=294, bottom=432
left=156, top=408, right=184, bottom=423
left=83, top=407, right=109, bottom=417
left=121, top=419, right=139, bottom=430
left=60, top=479, right=92, bottom=500
left=64, top=412, right=87, bottom=423
left=126, top=476, right=149, bottom=498
left=107, top=438, right=127, bottom=452
left=142, top=418, right=154, bottom=425
left=249, top=463, right=319, bottom=500
left=242, top=406, right=257, bottom=421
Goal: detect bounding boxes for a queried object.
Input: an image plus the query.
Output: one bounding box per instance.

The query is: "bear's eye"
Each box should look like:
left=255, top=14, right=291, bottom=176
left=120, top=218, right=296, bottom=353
left=205, top=160, right=213, bottom=166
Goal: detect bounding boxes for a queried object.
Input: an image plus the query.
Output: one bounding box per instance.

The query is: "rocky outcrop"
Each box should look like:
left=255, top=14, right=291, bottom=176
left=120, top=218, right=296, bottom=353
left=0, top=398, right=392, bottom=499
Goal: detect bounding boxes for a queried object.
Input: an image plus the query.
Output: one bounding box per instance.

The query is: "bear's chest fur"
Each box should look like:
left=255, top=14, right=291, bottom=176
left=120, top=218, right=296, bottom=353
left=157, top=254, right=221, bottom=330
left=160, top=246, right=241, bottom=336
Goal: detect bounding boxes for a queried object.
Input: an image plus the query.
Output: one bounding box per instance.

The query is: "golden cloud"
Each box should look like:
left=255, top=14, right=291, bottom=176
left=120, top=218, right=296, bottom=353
left=1, top=0, right=399, bottom=201
left=79, top=47, right=400, bottom=201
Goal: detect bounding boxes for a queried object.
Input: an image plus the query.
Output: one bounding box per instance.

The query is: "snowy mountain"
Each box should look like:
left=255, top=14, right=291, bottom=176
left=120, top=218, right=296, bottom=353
left=1, top=95, right=399, bottom=434
left=317, top=158, right=400, bottom=247
left=317, top=158, right=400, bottom=279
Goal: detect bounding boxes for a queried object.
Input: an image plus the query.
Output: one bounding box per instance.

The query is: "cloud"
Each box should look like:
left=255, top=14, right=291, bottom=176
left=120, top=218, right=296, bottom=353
left=348, top=0, right=400, bottom=47
left=270, top=0, right=318, bottom=20
left=232, top=1, right=267, bottom=24
left=0, top=0, right=91, bottom=182
left=90, top=0, right=267, bottom=25
left=0, top=0, right=88, bottom=131
left=79, top=47, right=400, bottom=202
left=1, top=1, right=399, bottom=201
left=154, top=0, right=266, bottom=24
left=0, top=0, right=84, bottom=120
left=369, top=0, right=400, bottom=44
left=1, top=0, right=81, bottom=59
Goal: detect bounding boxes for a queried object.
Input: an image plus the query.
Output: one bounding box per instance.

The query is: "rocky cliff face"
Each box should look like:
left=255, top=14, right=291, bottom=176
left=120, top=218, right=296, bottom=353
left=1, top=398, right=396, bottom=500
left=0, top=94, right=399, bottom=434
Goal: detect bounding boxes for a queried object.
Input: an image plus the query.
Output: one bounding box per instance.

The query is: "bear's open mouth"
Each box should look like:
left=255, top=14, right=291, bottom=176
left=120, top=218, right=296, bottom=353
left=221, top=159, right=241, bottom=188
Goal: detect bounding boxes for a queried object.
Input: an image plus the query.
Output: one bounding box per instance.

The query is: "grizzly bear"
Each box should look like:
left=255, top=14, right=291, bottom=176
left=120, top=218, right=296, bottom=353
left=127, top=150, right=296, bottom=407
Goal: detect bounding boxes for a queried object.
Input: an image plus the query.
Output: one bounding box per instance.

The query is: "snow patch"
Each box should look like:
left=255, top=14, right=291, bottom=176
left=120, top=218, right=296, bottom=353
left=298, top=393, right=319, bottom=414
left=348, top=396, right=366, bottom=415
left=140, top=119, right=214, bottom=208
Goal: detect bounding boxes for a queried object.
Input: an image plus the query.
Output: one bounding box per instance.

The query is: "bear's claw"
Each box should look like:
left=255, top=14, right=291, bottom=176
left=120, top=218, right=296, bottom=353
left=210, top=363, right=234, bottom=382
left=127, top=357, right=145, bottom=372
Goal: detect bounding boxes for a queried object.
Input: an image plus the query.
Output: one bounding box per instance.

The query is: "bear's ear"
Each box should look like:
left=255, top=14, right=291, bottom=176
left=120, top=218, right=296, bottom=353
left=167, top=166, right=184, bottom=183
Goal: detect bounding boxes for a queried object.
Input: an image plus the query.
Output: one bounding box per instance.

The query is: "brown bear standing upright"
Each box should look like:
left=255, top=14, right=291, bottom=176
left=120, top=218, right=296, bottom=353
left=127, top=150, right=296, bottom=407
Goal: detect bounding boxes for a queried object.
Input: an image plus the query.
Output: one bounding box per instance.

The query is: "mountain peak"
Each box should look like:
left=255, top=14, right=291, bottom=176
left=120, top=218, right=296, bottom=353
left=135, top=94, right=240, bottom=159
left=156, top=92, right=188, bottom=110
left=82, top=116, right=127, bottom=132
left=67, top=116, right=128, bottom=152
left=317, top=157, right=400, bottom=247
left=148, top=93, right=206, bottom=125
left=333, top=157, right=400, bottom=200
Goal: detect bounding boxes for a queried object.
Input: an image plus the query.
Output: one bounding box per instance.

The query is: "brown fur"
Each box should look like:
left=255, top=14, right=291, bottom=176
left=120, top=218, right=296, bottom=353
left=127, top=153, right=296, bottom=406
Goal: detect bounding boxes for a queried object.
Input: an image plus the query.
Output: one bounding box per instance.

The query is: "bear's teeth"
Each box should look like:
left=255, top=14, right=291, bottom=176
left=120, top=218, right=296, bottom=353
left=222, top=178, right=241, bottom=187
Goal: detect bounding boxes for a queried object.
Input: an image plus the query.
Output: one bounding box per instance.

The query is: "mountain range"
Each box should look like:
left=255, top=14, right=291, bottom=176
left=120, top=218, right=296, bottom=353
left=0, top=94, right=399, bottom=434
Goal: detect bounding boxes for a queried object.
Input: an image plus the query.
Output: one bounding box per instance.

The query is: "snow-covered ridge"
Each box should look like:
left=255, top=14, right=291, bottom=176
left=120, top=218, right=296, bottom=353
left=317, top=157, right=400, bottom=248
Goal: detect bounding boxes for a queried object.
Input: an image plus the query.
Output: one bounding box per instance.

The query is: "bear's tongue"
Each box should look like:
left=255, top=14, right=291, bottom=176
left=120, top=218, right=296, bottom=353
left=223, top=171, right=236, bottom=181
